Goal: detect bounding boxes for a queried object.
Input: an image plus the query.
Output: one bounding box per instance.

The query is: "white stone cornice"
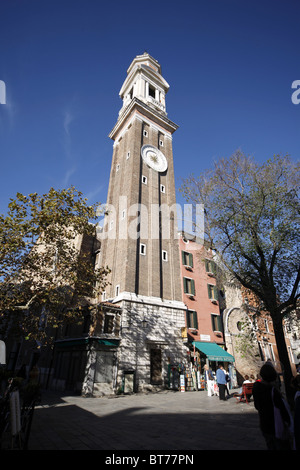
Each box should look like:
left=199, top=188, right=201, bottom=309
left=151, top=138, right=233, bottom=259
left=109, top=98, right=178, bottom=141
left=112, top=291, right=187, bottom=311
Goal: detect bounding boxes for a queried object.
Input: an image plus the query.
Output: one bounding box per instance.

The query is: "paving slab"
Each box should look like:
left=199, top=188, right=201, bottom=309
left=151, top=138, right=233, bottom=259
left=26, top=388, right=267, bottom=452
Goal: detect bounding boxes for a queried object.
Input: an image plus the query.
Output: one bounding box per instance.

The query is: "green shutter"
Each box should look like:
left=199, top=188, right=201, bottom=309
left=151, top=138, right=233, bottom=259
left=193, top=311, right=198, bottom=329
left=205, top=260, right=210, bottom=272
left=213, top=286, right=218, bottom=301
left=207, top=284, right=211, bottom=299
left=211, top=261, right=217, bottom=274
left=217, top=315, right=223, bottom=332
left=189, top=253, right=193, bottom=268
left=183, top=277, right=187, bottom=293
left=191, top=279, right=195, bottom=295
left=186, top=311, right=191, bottom=328
left=181, top=250, right=185, bottom=265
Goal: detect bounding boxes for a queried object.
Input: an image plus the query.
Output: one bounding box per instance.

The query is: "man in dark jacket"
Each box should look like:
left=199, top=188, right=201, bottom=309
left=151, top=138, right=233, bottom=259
left=253, top=363, right=291, bottom=450
left=216, top=365, right=227, bottom=401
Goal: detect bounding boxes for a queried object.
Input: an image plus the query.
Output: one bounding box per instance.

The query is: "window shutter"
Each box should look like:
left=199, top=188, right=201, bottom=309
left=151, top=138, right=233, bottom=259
left=211, top=261, right=217, bottom=274
left=191, top=279, right=195, bottom=295
left=217, top=315, right=223, bottom=332
left=213, top=286, right=218, bottom=301
left=189, top=253, right=193, bottom=268
left=183, top=277, right=187, bottom=293
left=207, top=284, right=211, bottom=299
left=193, top=311, right=198, bottom=329
left=205, top=260, right=210, bottom=272
left=181, top=250, right=186, bottom=265
left=186, top=311, right=191, bottom=328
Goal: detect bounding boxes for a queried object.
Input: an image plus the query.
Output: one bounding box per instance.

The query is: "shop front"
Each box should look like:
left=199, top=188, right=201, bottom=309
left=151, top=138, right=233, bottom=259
left=192, top=341, right=236, bottom=390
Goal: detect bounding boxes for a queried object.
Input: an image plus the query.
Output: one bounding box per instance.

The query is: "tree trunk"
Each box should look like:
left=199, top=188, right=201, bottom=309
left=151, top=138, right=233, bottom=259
left=271, top=312, right=294, bottom=406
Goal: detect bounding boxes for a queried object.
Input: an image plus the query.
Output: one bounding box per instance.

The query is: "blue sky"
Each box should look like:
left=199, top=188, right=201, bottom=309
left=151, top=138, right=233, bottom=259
left=0, top=0, right=299, bottom=216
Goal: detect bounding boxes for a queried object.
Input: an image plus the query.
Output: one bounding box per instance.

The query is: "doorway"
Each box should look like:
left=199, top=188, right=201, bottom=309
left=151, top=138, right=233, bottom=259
left=150, top=348, right=162, bottom=384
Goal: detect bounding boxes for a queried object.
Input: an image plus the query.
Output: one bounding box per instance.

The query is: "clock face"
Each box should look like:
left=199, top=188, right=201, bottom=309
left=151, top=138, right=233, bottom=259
left=141, top=145, right=168, bottom=172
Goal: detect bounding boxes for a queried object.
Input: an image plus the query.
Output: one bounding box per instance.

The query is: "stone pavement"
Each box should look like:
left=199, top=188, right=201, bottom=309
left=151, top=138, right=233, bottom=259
left=27, top=388, right=267, bottom=452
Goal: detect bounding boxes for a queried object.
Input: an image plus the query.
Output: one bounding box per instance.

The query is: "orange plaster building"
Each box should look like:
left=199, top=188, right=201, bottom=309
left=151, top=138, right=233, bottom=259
left=178, top=232, right=234, bottom=374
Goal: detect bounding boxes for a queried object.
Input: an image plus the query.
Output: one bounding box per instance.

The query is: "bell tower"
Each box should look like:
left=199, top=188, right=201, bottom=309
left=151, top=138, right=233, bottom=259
left=99, top=53, right=187, bottom=391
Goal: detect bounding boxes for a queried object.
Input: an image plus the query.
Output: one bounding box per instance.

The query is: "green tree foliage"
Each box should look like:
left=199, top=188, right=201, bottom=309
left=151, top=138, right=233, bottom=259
left=180, top=151, right=300, bottom=400
left=0, top=186, right=110, bottom=345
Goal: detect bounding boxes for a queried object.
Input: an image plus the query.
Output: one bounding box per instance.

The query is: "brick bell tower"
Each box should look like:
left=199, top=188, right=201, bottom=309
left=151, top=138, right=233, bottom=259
left=99, top=53, right=187, bottom=392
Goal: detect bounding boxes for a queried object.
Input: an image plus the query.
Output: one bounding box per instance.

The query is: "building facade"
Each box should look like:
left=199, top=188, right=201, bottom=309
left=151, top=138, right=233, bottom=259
left=178, top=232, right=235, bottom=388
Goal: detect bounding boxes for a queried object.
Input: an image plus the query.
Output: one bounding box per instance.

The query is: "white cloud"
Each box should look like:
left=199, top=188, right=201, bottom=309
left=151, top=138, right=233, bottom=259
left=63, top=110, right=75, bottom=136
left=86, top=185, right=104, bottom=203
left=62, top=166, right=76, bottom=188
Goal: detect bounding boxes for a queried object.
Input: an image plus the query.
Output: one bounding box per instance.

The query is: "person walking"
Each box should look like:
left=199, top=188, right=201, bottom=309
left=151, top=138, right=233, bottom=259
left=253, top=363, right=293, bottom=450
left=216, top=365, right=227, bottom=401
left=204, top=364, right=215, bottom=397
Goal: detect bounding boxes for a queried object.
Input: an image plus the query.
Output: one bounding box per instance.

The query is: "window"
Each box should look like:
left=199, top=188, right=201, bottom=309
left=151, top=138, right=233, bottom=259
left=162, top=250, right=168, bottom=261
left=149, top=84, right=156, bottom=98
left=264, top=342, right=275, bottom=362
left=182, top=250, right=193, bottom=268
left=142, top=175, right=147, bottom=184
left=116, top=164, right=120, bottom=172
left=207, top=284, right=218, bottom=302
left=160, top=184, right=165, bottom=193
left=187, top=310, right=198, bottom=329
left=115, top=285, right=120, bottom=297
left=102, top=291, right=106, bottom=301
left=159, top=139, right=164, bottom=147
left=183, top=277, right=195, bottom=296
left=264, top=319, right=270, bottom=333
left=103, top=314, right=114, bottom=334
left=143, top=130, right=148, bottom=137
left=211, top=314, right=222, bottom=333
left=205, top=259, right=217, bottom=275
left=127, top=151, right=130, bottom=159
left=140, top=243, right=146, bottom=255
left=121, top=209, right=126, bottom=220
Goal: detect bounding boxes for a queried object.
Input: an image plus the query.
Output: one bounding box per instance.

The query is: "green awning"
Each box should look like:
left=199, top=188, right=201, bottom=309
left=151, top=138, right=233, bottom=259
left=193, top=341, right=235, bottom=363
left=97, top=339, right=119, bottom=346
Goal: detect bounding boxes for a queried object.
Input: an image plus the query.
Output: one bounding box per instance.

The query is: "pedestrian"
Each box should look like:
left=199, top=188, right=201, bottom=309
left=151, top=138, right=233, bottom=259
left=224, top=368, right=230, bottom=396
left=291, top=374, right=300, bottom=451
left=216, top=365, right=227, bottom=401
left=253, top=363, right=293, bottom=450
left=204, top=364, right=215, bottom=397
